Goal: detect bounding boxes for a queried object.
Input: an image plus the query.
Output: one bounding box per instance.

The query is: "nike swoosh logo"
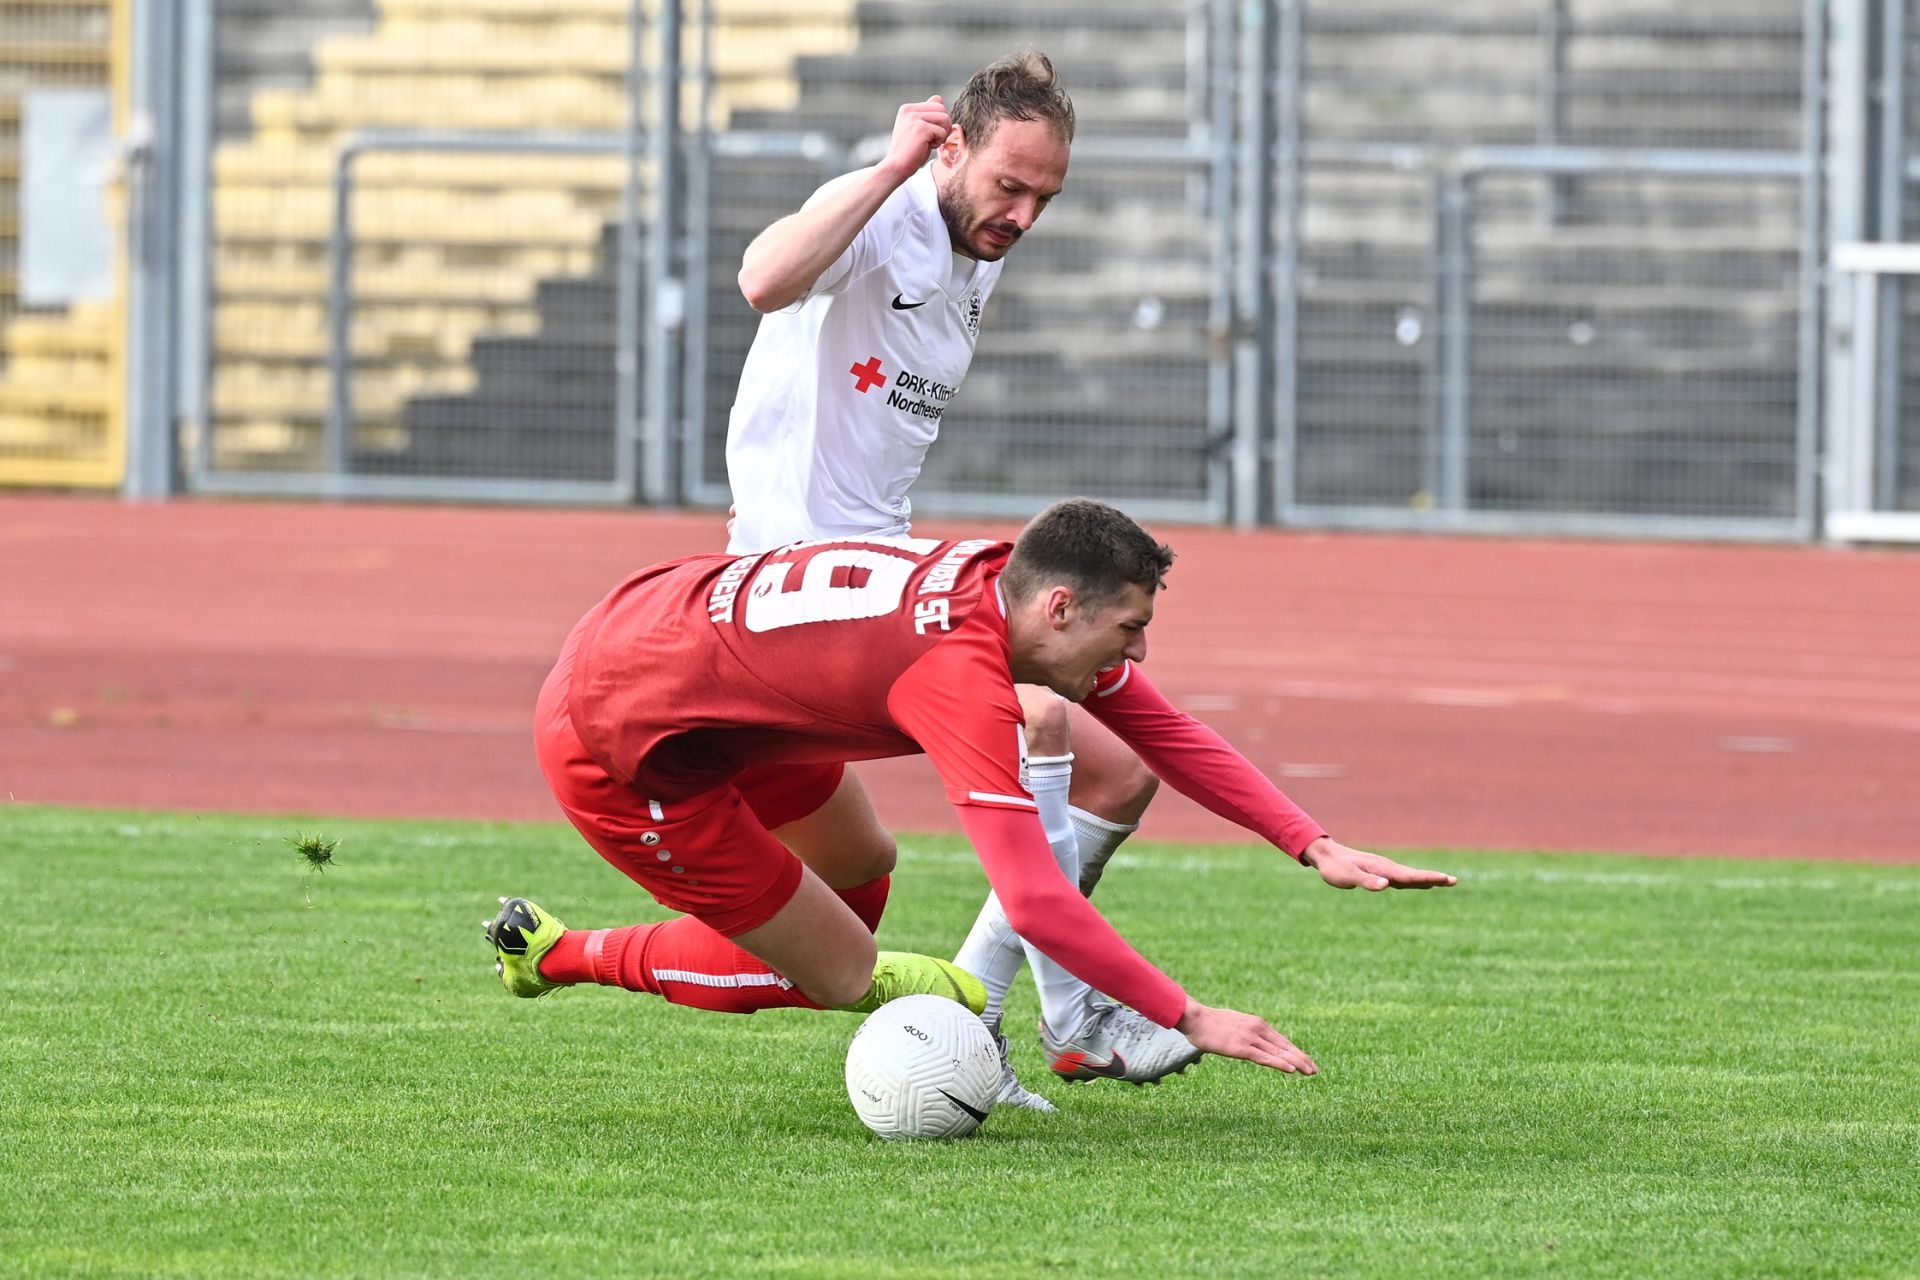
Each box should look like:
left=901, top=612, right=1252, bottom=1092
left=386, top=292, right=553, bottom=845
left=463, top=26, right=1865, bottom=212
left=1053, top=1049, right=1130, bottom=1079
left=937, top=1088, right=989, bottom=1123
left=891, top=294, right=928, bottom=310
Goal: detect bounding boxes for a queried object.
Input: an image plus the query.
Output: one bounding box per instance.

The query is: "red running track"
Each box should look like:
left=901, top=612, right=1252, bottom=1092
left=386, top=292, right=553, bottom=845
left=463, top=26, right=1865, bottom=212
left=3, top=494, right=1916, bottom=861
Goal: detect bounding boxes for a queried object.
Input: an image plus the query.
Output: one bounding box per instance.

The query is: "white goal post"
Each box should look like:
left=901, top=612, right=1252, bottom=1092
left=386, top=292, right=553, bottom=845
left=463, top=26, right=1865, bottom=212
left=1826, top=242, right=1920, bottom=543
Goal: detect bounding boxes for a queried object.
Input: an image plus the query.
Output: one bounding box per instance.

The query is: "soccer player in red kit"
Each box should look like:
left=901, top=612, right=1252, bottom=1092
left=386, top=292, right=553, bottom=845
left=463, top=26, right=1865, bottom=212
left=487, top=500, right=1454, bottom=1073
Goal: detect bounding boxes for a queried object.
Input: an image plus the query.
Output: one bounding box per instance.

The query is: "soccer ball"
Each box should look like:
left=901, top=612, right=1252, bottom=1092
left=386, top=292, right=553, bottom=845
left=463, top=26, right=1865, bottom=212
left=845, top=994, right=999, bottom=1140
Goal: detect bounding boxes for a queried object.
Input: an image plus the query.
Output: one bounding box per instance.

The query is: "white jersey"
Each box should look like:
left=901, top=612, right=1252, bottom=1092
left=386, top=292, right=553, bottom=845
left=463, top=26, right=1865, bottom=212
left=725, top=162, right=1003, bottom=554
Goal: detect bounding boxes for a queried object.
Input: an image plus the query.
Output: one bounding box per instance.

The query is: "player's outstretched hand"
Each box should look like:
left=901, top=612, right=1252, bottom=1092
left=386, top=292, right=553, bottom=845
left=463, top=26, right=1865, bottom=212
left=1176, top=1000, right=1318, bottom=1074
left=1302, top=837, right=1457, bottom=891
left=883, top=96, right=952, bottom=182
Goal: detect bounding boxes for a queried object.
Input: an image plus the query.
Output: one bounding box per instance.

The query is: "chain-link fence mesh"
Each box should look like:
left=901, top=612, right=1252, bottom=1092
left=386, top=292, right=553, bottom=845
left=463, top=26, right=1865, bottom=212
left=195, top=0, right=1231, bottom=510
left=1466, top=168, right=1803, bottom=517
left=1290, top=0, right=1811, bottom=526
left=0, top=0, right=118, bottom=486
left=205, top=0, right=632, bottom=485
left=9, top=0, right=1875, bottom=535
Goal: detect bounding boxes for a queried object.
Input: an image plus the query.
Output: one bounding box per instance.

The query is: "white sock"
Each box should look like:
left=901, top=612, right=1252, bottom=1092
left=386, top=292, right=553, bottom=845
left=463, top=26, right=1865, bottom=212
left=952, top=890, right=1023, bottom=1028
left=951, top=753, right=1076, bottom=1028
left=1017, top=756, right=1103, bottom=1041
left=1070, top=806, right=1138, bottom=895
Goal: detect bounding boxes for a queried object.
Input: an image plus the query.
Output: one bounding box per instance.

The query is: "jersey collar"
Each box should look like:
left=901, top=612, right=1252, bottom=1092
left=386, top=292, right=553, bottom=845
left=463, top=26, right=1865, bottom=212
left=910, top=163, right=981, bottom=299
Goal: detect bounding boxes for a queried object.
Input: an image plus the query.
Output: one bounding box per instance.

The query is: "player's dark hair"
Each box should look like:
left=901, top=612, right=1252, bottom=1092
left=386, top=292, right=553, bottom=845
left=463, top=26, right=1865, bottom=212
left=951, top=51, right=1076, bottom=150
left=1001, top=499, right=1173, bottom=609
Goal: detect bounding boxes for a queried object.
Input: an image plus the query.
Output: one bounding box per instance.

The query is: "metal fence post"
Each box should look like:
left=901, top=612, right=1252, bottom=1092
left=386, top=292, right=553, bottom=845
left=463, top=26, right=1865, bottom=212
left=1436, top=170, right=1473, bottom=513
left=1797, top=0, right=1829, bottom=539
left=614, top=0, right=647, bottom=504
left=1270, top=0, right=1305, bottom=525
left=642, top=0, right=684, bottom=506
left=177, top=0, right=213, bottom=488
left=678, top=0, right=714, bottom=504
left=1823, top=0, right=1871, bottom=530
left=123, top=0, right=184, bottom=499
left=1203, top=0, right=1237, bottom=520
left=1230, top=1, right=1273, bottom=528
left=1539, top=0, right=1570, bottom=225
left=324, top=142, right=359, bottom=497
left=1871, top=0, right=1905, bottom=512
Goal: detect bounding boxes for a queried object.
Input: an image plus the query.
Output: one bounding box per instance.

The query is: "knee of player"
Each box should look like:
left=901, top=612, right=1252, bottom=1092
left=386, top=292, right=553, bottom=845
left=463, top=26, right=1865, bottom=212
left=803, top=935, right=879, bottom=1008
left=1017, top=687, right=1071, bottom=757
left=1072, top=752, right=1160, bottom=822
left=863, top=829, right=899, bottom=879
left=1120, top=759, right=1160, bottom=807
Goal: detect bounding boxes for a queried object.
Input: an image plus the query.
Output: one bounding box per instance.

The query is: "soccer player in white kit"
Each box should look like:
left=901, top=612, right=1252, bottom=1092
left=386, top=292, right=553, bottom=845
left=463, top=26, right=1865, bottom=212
left=725, top=53, right=1195, bottom=1109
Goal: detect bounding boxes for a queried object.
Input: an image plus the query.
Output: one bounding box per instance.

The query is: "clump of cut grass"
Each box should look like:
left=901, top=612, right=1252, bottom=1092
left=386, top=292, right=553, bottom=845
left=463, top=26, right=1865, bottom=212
left=290, top=831, right=338, bottom=871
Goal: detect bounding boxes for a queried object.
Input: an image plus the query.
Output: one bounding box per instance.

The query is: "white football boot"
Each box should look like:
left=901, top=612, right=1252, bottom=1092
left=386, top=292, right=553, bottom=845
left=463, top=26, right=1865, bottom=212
left=989, top=1028, right=1058, bottom=1113
left=1040, top=1000, right=1203, bottom=1085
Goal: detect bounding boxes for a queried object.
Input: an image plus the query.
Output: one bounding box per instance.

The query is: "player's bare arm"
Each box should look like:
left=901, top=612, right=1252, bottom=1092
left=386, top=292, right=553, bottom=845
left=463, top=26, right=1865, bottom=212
left=736, top=96, right=953, bottom=312
left=1300, top=837, right=1457, bottom=891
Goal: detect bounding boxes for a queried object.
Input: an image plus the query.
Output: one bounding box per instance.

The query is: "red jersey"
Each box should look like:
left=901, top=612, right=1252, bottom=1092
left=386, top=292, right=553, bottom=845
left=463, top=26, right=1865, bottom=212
left=563, top=535, right=1330, bottom=1028
left=566, top=535, right=1032, bottom=808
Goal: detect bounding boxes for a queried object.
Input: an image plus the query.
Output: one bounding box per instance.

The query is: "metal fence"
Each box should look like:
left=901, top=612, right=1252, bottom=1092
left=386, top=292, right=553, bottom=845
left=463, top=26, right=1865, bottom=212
left=1259, top=0, right=1821, bottom=539
left=1822, top=0, right=1919, bottom=538
left=175, top=0, right=1239, bottom=522
left=197, top=0, right=644, bottom=501
left=0, top=0, right=119, bottom=487
left=13, top=0, right=1920, bottom=540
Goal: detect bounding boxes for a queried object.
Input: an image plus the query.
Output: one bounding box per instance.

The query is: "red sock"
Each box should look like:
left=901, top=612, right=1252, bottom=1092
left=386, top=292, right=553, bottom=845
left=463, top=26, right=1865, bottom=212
left=537, top=918, right=821, bottom=1013
left=835, top=875, right=890, bottom=934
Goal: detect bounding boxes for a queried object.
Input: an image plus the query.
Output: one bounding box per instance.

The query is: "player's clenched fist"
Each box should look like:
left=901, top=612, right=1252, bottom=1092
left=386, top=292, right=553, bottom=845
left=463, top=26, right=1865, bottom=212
left=882, top=95, right=953, bottom=182
left=1176, top=1000, right=1319, bottom=1075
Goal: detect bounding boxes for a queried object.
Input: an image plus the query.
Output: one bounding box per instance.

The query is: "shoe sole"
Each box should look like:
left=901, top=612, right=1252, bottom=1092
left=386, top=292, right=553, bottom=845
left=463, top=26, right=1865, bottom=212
left=1050, top=1058, right=1199, bottom=1086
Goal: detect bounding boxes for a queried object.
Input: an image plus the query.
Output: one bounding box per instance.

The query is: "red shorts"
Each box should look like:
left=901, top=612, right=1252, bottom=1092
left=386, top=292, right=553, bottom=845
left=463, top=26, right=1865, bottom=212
left=534, top=651, right=843, bottom=937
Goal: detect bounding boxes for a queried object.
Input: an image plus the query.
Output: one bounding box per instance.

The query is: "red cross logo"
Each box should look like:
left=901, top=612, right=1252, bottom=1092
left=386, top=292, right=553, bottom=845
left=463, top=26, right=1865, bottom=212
left=849, top=356, right=886, bottom=394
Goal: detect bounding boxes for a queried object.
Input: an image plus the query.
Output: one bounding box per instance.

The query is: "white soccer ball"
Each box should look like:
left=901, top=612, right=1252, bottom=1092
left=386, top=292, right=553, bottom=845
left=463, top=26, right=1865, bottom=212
left=845, top=994, right=999, bottom=1140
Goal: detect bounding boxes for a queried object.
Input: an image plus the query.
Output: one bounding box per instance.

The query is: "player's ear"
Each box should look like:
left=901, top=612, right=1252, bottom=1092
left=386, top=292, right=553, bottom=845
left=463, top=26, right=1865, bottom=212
left=938, top=126, right=966, bottom=167
left=1045, top=584, right=1075, bottom=628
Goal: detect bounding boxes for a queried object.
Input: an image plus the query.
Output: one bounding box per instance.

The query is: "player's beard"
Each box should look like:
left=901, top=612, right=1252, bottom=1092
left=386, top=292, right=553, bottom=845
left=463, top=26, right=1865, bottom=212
left=938, top=166, right=1022, bottom=262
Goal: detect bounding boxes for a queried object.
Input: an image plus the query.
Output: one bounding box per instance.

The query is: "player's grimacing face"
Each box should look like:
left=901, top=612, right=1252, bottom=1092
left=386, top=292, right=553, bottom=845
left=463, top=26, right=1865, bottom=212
left=1053, top=582, right=1154, bottom=701
left=936, top=118, right=1069, bottom=261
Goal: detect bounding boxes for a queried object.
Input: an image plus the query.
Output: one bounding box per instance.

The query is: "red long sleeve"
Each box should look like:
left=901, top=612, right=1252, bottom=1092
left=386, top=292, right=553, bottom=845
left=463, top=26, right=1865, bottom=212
left=954, top=805, right=1188, bottom=1029
left=1084, top=663, right=1328, bottom=859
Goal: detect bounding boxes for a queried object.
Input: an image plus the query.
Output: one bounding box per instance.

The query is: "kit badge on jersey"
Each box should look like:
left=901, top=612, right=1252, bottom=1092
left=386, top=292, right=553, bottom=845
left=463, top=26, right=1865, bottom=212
left=1015, top=725, right=1031, bottom=794
left=961, top=290, right=983, bottom=339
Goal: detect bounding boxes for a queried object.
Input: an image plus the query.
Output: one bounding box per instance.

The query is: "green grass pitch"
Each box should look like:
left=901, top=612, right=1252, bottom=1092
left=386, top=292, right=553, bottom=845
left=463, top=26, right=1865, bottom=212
left=3, top=805, right=1915, bottom=1278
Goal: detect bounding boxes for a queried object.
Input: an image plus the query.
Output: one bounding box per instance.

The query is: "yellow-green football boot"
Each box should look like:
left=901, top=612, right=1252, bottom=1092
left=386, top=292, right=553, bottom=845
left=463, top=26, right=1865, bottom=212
left=837, top=952, right=986, bottom=1015
left=484, top=896, right=568, bottom=998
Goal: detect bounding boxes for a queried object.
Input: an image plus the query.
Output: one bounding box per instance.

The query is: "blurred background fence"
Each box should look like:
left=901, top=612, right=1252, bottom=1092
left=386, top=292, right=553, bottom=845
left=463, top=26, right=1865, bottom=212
left=0, top=0, right=1914, bottom=540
